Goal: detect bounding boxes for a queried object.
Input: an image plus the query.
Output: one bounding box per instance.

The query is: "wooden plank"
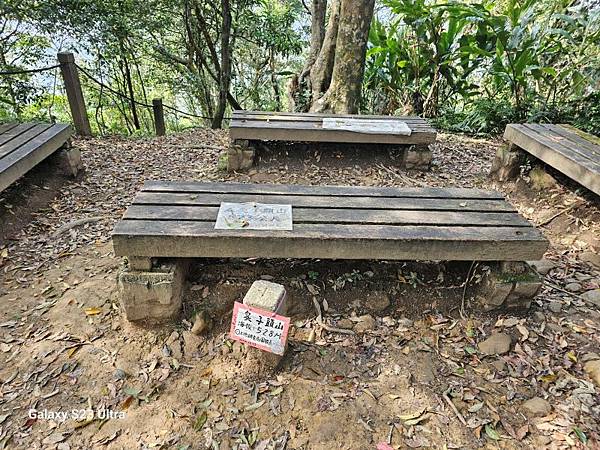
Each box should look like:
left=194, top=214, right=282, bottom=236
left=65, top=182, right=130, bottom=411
left=112, top=220, right=548, bottom=261
left=124, top=205, right=531, bottom=227
left=525, top=124, right=600, bottom=164
left=142, top=181, right=505, bottom=200
left=0, top=124, right=52, bottom=160
left=0, top=123, right=19, bottom=134
left=0, top=123, right=38, bottom=146
left=133, top=192, right=516, bottom=212
left=229, top=121, right=436, bottom=144
left=546, top=125, right=600, bottom=158
left=560, top=124, right=600, bottom=146
left=504, top=124, right=600, bottom=196
left=0, top=124, right=72, bottom=193
left=518, top=124, right=600, bottom=169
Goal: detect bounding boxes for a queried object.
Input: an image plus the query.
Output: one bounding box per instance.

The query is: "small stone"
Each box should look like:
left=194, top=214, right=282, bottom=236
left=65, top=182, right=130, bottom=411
left=367, top=292, right=391, bottom=312
left=337, top=318, right=354, bottom=330
left=521, top=397, right=552, bottom=417
left=113, top=369, right=127, bottom=380
left=491, top=359, right=506, bottom=372
left=527, top=259, right=555, bottom=276
left=565, top=282, right=582, bottom=293
left=547, top=301, right=562, bottom=313
left=478, top=333, right=512, bottom=356
left=353, top=315, right=376, bottom=333
left=532, top=311, right=546, bottom=323
left=580, top=251, right=600, bottom=269
left=584, top=360, right=600, bottom=386
left=582, top=289, right=600, bottom=307
left=191, top=311, right=209, bottom=335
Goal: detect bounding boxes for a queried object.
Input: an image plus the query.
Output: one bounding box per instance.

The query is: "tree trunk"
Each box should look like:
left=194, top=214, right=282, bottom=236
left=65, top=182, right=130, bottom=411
left=311, top=0, right=375, bottom=113
left=212, top=0, right=232, bottom=129
left=309, top=0, right=341, bottom=102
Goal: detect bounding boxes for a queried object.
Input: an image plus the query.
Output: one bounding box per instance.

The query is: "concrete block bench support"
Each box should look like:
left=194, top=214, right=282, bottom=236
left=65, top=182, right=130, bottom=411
left=479, top=262, right=542, bottom=311
left=118, top=258, right=189, bottom=322
left=112, top=181, right=548, bottom=322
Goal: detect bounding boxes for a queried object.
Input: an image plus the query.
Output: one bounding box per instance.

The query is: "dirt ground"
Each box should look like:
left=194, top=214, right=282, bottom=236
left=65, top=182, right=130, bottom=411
left=0, top=129, right=599, bottom=450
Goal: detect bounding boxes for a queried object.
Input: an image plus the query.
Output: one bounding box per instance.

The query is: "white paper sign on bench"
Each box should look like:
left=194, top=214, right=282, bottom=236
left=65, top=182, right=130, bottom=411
left=215, top=202, right=293, bottom=230
left=322, top=118, right=412, bottom=135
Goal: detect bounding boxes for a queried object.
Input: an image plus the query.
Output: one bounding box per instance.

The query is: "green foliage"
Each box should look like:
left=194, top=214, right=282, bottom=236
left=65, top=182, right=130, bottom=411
left=365, top=0, right=600, bottom=134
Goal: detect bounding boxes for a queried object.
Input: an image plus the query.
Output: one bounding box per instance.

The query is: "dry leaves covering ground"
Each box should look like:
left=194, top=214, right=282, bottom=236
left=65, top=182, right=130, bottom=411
left=0, top=129, right=599, bottom=450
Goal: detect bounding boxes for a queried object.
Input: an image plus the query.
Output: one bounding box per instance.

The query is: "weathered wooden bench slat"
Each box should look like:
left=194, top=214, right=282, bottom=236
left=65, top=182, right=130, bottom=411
left=234, top=110, right=432, bottom=123
left=504, top=123, right=600, bottom=196
left=233, top=114, right=434, bottom=128
left=0, top=124, right=53, bottom=159
left=544, top=124, right=600, bottom=158
left=0, top=123, right=39, bottom=146
left=112, top=219, right=546, bottom=261
left=0, top=123, right=19, bottom=134
left=133, top=191, right=516, bottom=212
left=0, top=123, right=73, bottom=193
left=230, top=124, right=435, bottom=144
left=142, top=180, right=504, bottom=199
left=520, top=124, right=600, bottom=167
left=124, top=205, right=531, bottom=227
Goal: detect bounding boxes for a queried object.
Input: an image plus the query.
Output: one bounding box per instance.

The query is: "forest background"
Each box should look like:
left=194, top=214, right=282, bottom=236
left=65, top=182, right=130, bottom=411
left=1, top=0, right=599, bottom=136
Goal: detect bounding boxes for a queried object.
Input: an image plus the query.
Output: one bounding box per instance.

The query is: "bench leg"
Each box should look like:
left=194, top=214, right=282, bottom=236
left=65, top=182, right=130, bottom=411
left=478, top=261, right=542, bottom=311
left=227, top=139, right=256, bottom=171
left=490, top=143, right=525, bottom=181
left=117, top=258, right=189, bottom=322
left=54, top=140, right=83, bottom=177
left=403, top=144, right=432, bottom=170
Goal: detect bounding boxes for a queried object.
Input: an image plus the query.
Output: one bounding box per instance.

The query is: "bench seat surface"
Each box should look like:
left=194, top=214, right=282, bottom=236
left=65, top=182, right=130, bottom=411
left=504, top=123, right=600, bottom=196
left=229, top=110, right=436, bottom=145
left=0, top=122, right=72, bottom=193
left=112, top=182, right=548, bottom=261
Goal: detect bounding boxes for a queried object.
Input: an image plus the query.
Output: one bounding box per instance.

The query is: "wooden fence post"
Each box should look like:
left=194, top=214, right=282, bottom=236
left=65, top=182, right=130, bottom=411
left=152, top=99, right=166, bottom=136
left=57, top=52, right=92, bottom=136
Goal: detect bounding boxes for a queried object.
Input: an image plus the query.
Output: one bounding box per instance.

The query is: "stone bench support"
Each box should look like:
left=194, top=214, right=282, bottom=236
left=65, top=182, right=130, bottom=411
left=227, top=139, right=256, bottom=171
left=490, top=143, right=526, bottom=181
left=479, top=261, right=542, bottom=311
left=403, top=144, right=432, bottom=170
left=117, top=259, right=189, bottom=322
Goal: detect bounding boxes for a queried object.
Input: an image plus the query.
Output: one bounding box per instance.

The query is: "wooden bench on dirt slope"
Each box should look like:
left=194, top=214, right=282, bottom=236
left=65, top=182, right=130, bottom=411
left=0, top=122, right=82, bottom=194
left=227, top=110, right=437, bottom=171
left=492, top=123, right=600, bottom=196
left=112, top=181, right=548, bottom=322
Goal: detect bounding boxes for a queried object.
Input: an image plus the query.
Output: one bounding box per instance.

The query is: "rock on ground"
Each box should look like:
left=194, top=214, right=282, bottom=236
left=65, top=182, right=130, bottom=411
left=521, top=397, right=552, bottom=417
left=478, top=333, right=512, bottom=355
left=582, top=289, right=600, bottom=307
left=584, top=360, right=600, bottom=386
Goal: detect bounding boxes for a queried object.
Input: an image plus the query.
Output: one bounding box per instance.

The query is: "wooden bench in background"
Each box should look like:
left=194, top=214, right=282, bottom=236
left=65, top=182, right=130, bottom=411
left=492, top=123, right=600, bottom=196
left=228, top=110, right=437, bottom=171
left=0, top=122, right=82, bottom=193
left=112, top=181, right=548, bottom=322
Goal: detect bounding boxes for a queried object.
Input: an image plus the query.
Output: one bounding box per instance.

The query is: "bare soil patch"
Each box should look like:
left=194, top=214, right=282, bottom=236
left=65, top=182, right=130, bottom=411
left=0, top=130, right=599, bottom=449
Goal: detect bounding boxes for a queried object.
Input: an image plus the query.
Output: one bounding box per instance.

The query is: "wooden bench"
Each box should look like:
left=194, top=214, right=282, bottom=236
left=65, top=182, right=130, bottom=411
left=492, top=123, right=600, bottom=196
left=228, top=110, right=437, bottom=171
left=0, top=122, right=81, bottom=193
left=112, top=181, right=548, bottom=322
